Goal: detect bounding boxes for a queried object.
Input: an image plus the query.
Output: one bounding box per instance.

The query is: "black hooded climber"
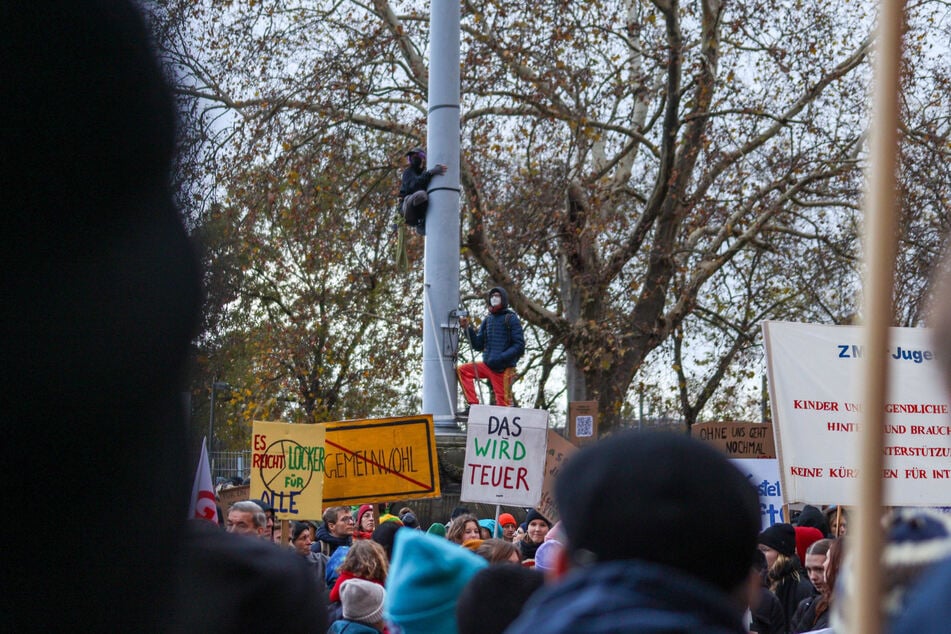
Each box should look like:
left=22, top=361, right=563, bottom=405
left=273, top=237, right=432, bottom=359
left=399, top=147, right=446, bottom=236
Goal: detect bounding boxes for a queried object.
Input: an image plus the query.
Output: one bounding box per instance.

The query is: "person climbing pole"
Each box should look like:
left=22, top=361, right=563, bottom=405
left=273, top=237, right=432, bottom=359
left=399, top=147, right=446, bottom=236
left=457, top=287, right=525, bottom=409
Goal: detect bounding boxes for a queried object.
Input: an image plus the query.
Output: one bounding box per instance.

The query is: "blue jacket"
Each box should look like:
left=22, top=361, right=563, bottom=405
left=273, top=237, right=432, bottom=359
left=891, top=558, right=951, bottom=634
left=328, top=619, right=379, bottom=634
left=505, top=560, right=749, bottom=634
left=466, top=287, right=524, bottom=372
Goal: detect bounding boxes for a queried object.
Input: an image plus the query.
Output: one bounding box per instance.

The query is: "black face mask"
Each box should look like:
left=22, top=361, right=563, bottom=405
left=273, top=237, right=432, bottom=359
left=409, top=154, right=423, bottom=169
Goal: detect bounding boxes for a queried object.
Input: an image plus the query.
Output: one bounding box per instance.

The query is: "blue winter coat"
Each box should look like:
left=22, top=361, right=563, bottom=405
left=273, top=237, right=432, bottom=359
left=505, top=559, right=749, bottom=634
left=328, top=619, right=379, bottom=634
left=891, top=558, right=951, bottom=634
left=466, top=287, right=524, bottom=372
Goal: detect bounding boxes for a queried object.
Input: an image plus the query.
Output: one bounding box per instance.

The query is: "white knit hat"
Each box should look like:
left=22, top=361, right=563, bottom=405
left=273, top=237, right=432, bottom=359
left=340, top=578, right=385, bottom=625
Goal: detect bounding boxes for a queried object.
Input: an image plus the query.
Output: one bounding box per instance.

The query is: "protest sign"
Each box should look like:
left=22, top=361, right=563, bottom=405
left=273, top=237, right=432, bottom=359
left=322, top=415, right=440, bottom=506
left=250, top=421, right=326, bottom=520
left=461, top=404, right=549, bottom=507
left=567, top=400, right=598, bottom=446
left=763, top=321, right=951, bottom=506
left=695, top=421, right=776, bottom=458
left=731, top=458, right=784, bottom=529
left=218, top=483, right=249, bottom=510
left=535, top=430, right=578, bottom=524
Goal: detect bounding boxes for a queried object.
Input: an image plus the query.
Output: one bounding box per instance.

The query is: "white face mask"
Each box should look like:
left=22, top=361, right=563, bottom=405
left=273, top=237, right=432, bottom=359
left=490, top=295, right=502, bottom=307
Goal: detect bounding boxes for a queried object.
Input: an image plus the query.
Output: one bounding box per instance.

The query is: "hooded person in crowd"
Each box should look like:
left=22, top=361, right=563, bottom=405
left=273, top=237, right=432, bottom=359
left=507, top=432, right=761, bottom=634
left=457, top=287, right=525, bottom=408
left=385, top=529, right=487, bottom=634
left=758, top=523, right=815, bottom=632
left=795, top=505, right=831, bottom=538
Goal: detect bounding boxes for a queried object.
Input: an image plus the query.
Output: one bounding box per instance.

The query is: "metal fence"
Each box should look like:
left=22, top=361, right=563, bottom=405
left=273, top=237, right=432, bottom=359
left=210, top=450, right=251, bottom=483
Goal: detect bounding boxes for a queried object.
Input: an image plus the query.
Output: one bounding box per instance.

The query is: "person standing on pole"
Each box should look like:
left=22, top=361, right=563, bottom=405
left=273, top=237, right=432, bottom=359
left=457, top=287, right=525, bottom=409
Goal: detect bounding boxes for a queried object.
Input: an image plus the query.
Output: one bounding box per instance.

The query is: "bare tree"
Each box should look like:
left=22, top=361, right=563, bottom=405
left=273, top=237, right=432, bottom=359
left=150, top=0, right=951, bottom=433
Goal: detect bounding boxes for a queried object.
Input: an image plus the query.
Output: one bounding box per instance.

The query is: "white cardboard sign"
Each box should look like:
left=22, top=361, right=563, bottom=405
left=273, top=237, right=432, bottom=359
left=461, top=404, right=549, bottom=507
left=763, top=321, right=951, bottom=506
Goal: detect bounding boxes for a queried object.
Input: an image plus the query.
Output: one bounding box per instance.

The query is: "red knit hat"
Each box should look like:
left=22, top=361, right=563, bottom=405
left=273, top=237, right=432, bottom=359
left=498, top=513, right=517, bottom=528
left=795, top=526, right=825, bottom=562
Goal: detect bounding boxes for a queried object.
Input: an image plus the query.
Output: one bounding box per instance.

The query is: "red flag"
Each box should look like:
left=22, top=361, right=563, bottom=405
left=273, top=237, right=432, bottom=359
left=189, top=437, right=217, bottom=523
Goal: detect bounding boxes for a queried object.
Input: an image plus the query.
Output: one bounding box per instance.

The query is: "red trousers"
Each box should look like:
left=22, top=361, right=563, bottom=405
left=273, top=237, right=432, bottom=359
left=457, top=363, right=515, bottom=406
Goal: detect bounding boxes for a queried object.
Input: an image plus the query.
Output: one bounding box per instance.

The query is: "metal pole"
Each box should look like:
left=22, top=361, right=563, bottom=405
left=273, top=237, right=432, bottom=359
left=208, top=382, right=217, bottom=457
left=422, top=0, right=461, bottom=432
left=208, top=381, right=229, bottom=479
left=638, top=388, right=644, bottom=432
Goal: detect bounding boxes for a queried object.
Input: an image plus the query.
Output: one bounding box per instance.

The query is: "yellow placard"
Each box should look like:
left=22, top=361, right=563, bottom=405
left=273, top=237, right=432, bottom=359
left=323, top=415, right=440, bottom=506
left=250, top=421, right=326, bottom=520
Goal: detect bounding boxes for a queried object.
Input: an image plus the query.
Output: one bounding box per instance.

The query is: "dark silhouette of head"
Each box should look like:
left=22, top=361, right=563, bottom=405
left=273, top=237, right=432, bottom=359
left=2, top=1, right=201, bottom=628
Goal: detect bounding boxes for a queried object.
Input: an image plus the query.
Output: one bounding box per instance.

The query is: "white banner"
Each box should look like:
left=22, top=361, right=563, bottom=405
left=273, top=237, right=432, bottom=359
left=461, top=404, right=549, bottom=507
left=763, top=321, right=951, bottom=506
left=731, top=458, right=785, bottom=530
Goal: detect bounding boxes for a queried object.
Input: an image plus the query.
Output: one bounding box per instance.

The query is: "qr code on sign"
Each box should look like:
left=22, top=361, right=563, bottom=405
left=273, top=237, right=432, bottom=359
left=575, top=415, right=593, bottom=437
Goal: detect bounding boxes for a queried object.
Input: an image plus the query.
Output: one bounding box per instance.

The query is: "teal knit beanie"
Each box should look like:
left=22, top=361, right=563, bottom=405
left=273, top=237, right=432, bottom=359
left=385, top=530, right=487, bottom=634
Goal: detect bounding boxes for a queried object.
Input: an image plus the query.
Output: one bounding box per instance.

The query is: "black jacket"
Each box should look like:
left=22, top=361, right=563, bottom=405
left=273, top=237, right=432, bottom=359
left=772, top=562, right=816, bottom=633
left=399, top=164, right=436, bottom=201
left=790, top=594, right=830, bottom=633
left=752, top=587, right=786, bottom=634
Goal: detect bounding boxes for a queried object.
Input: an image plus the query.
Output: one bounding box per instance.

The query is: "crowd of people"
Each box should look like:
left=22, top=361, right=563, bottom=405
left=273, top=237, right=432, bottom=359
left=213, top=495, right=565, bottom=632
left=206, top=452, right=951, bottom=634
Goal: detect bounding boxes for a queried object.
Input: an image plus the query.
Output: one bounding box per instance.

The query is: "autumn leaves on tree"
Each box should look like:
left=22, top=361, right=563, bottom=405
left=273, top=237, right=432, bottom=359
left=153, top=0, right=951, bottom=439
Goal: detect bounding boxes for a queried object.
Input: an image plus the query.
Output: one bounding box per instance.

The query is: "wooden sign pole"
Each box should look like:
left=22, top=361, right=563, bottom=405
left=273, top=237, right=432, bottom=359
left=854, top=1, right=905, bottom=632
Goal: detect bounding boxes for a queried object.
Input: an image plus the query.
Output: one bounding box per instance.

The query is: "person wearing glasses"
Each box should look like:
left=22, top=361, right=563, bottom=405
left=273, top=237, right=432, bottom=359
left=314, top=506, right=355, bottom=557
